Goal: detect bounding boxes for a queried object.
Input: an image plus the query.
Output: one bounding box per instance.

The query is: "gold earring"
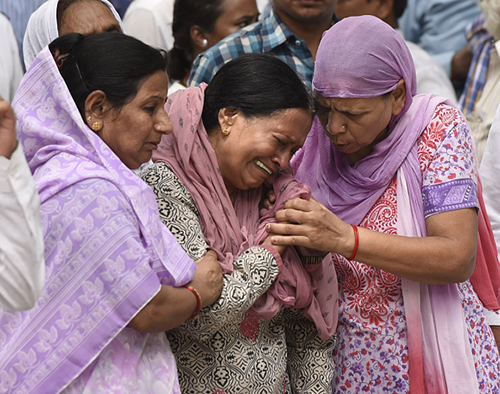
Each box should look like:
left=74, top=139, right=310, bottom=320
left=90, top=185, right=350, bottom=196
left=222, top=128, right=230, bottom=136
left=91, top=121, right=102, bottom=131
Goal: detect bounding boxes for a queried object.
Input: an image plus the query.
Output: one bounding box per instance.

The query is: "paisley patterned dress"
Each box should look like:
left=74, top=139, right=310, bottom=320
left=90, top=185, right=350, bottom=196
left=141, top=163, right=336, bottom=394
left=332, top=104, right=500, bottom=393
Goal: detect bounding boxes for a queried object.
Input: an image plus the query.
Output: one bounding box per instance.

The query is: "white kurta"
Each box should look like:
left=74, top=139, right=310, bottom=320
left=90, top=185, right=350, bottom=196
left=0, top=12, right=23, bottom=101
left=0, top=143, right=44, bottom=311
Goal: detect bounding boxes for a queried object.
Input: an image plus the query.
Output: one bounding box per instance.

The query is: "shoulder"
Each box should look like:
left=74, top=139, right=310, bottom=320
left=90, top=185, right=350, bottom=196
left=140, top=163, right=198, bottom=213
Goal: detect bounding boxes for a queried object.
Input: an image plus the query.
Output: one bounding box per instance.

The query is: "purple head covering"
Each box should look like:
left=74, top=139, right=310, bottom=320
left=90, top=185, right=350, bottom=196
left=313, top=15, right=416, bottom=127
left=293, top=15, right=444, bottom=226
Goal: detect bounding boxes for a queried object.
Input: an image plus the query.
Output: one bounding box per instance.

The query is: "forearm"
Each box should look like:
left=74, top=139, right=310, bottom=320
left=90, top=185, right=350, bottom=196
left=129, top=284, right=199, bottom=332
left=270, top=199, right=478, bottom=285
left=352, top=225, right=476, bottom=284
left=201, top=247, right=281, bottom=328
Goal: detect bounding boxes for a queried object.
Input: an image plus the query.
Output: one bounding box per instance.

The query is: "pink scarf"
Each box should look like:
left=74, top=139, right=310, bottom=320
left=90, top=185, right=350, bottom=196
left=152, top=85, right=338, bottom=340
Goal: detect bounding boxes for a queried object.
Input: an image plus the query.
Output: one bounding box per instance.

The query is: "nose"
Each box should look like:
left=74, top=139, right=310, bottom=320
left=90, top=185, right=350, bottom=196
left=326, top=113, right=347, bottom=136
left=272, top=150, right=292, bottom=170
left=155, top=110, right=173, bottom=135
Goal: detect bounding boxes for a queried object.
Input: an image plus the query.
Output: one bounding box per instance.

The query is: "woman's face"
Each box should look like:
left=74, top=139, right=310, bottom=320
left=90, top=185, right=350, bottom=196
left=96, top=71, right=172, bottom=169
left=315, top=92, right=399, bottom=163
left=211, top=108, right=312, bottom=196
left=205, top=0, right=259, bottom=47
left=58, top=0, right=122, bottom=36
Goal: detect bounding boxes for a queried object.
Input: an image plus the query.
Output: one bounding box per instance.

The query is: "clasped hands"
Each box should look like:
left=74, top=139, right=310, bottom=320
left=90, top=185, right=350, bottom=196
left=265, top=195, right=356, bottom=259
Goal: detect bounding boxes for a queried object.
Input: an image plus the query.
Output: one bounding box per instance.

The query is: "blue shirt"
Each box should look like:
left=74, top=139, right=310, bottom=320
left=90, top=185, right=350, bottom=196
left=188, top=8, right=335, bottom=91
left=0, top=0, right=47, bottom=59
left=399, top=0, right=481, bottom=76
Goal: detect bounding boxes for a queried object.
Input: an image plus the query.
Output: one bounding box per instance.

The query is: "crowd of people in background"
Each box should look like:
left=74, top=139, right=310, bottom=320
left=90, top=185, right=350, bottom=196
left=1, top=0, right=500, bottom=393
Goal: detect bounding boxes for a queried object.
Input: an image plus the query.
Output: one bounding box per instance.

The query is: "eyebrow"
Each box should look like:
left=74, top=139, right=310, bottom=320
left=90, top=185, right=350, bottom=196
left=104, top=23, right=122, bottom=33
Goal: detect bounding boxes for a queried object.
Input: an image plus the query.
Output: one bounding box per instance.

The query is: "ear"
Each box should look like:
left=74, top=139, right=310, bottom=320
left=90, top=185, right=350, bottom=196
left=84, top=90, right=111, bottom=128
left=391, top=79, right=406, bottom=116
left=190, top=25, right=208, bottom=55
left=217, top=107, right=239, bottom=129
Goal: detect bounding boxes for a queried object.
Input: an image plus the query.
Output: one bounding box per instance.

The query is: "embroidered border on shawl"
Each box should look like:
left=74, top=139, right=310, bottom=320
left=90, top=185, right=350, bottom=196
left=422, top=178, right=478, bottom=217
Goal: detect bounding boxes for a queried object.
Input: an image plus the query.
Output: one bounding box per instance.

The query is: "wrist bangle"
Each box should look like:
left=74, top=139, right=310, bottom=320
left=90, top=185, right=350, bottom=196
left=182, top=285, right=202, bottom=320
left=348, top=224, right=359, bottom=261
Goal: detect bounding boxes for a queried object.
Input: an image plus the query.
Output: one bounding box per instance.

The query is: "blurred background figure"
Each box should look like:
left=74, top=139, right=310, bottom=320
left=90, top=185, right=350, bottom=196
left=459, top=0, right=500, bottom=163
left=0, top=0, right=48, bottom=68
left=188, top=0, right=338, bottom=90
left=480, top=102, right=500, bottom=348
left=0, top=97, right=44, bottom=312
left=0, top=12, right=23, bottom=101
left=23, top=0, right=123, bottom=70
left=123, top=0, right=175, bottom=53
left=167, top=0, right=259, bottom=93
left=107, top=0, right=132, bottom=16
left=335, top=0, right=457, bottom=102
left=399, top=0, right=481, bottom=97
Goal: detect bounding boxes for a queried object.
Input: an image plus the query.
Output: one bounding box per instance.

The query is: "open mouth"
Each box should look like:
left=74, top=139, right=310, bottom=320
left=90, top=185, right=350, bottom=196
left=255, top=159, right=272, bottom=175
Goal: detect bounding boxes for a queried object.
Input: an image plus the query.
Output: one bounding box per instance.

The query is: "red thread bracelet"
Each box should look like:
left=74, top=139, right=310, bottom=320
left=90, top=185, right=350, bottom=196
left=183, top=285, right=201, bottom=320
left=348, top=224, right=359, bottom=261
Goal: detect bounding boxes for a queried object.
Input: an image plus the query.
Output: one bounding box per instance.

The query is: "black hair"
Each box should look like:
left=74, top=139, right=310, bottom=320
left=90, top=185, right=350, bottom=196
left=202, top=53, right=313, bottom=131
left=393, top=0, right=407, bottom=20
left=167, top=0, right=225, bottom=82
left=364, top=0, right=407, bottom=20
left=49, top=32, right=167, bottom=120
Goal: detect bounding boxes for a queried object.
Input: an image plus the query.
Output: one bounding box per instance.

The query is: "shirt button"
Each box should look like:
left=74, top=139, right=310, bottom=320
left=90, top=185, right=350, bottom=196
left=295, top=40, right=301, bottom=46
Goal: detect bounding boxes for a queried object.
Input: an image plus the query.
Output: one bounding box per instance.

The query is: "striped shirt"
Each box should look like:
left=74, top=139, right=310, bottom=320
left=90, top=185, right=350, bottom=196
left=459, top=14, right=494, bottom=116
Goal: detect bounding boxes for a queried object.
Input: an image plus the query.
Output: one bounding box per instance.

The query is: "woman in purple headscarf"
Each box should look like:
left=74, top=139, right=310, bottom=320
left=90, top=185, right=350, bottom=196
left=267, top=15, right=500, bottom=393
left=0, top=32, right=222, bottom=393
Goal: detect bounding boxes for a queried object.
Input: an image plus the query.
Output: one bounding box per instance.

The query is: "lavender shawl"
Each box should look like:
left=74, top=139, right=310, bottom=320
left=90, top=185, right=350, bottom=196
left=292, top=16, right=479, bottom=393
left=0, top=47, right=195, bottom=393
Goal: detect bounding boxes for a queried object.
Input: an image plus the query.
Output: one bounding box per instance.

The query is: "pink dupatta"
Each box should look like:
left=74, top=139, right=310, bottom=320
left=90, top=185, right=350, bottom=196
left=152, top=85, right=338, bottom=340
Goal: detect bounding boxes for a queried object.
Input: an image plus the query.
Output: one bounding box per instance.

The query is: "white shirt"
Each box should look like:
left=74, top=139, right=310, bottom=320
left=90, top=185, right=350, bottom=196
left=0, top=12, right=23, bottom=101
left=123, top=0, right=174, bottom=52
left=397, top=29, right=457, bottom=103
left=480, top=101, right=500, bottom=326
left=0, top=144, right=44, bottom=311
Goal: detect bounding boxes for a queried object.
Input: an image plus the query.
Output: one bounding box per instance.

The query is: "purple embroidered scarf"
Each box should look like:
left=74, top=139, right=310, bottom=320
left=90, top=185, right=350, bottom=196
left=292, top=16, right=479, bottom=393
left=152, top=85, right=338, bottom=340
left=0, top=47, right=195, bottom=393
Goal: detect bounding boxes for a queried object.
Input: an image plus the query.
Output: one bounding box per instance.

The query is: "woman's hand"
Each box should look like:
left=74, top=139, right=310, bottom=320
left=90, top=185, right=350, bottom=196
left=261, top=234, right=287, bottom=256
left=268, top=196, right=478, bottom=285
left=266, top=197, right=354, bottom=257
left=262, top=189, right=276, bottom=210
left=0, top=98, right=17, bottom=159
left=190, top=250, right=223, bottom=307
left=129, top=251, right=223, bottom=332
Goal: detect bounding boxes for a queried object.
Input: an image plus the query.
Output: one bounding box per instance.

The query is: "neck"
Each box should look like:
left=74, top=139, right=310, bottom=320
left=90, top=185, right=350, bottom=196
left=275, top=9, right=333, bottom=59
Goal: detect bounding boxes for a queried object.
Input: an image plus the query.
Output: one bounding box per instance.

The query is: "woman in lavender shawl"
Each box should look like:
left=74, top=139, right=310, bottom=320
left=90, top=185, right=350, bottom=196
left=267, top=16, right=500, bottom=393
left=0, top=33, right=222, bottom=394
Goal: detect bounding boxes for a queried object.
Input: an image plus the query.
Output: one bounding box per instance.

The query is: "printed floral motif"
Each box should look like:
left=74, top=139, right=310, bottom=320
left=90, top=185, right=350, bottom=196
left=332, top=104, right=500, bottom=393
left=240, top=314, right=260, bottom=342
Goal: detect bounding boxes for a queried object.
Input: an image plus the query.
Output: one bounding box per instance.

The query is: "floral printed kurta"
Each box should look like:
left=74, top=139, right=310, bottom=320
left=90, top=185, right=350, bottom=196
left=332, top=104, right=500, bottom=393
